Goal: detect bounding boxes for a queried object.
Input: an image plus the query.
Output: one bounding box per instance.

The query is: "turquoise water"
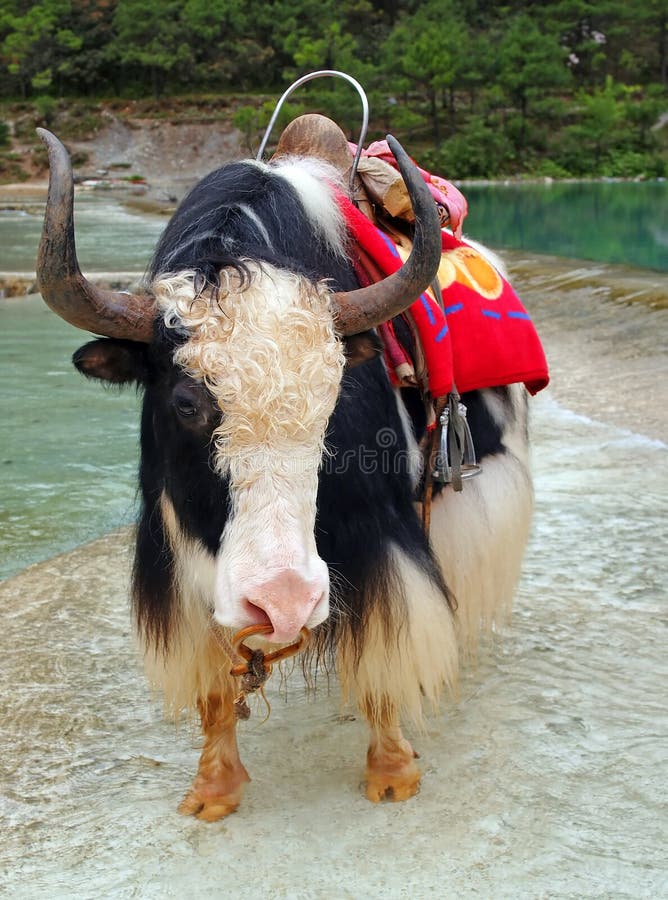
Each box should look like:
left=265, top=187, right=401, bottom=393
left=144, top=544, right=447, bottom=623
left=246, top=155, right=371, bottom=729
left=464, top=180, right=668, bottom=272
left=0, top=193, right=166, bottom=274
left=0, top=296, right=141, bottom=579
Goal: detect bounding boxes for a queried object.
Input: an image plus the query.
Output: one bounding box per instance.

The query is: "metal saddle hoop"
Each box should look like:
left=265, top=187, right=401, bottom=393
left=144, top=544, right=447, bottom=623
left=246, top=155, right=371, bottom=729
left=256, top=70, right=369, bottom=197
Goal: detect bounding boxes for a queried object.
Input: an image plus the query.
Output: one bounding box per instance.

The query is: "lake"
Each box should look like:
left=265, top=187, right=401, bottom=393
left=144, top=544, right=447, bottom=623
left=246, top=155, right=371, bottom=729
left=464, top=179, right=668, bottom=272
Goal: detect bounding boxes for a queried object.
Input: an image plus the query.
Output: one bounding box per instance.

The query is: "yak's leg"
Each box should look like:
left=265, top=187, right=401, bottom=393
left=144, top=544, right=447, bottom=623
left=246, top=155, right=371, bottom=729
left=339, top=547, right=458, bottom=804
left=364, top=707, right=421, bottom=802
left=179, top=690, right=249, bottom=822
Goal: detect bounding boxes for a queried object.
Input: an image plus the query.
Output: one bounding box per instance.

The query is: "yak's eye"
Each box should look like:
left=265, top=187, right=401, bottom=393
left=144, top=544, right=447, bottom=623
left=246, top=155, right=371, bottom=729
left=174, top=398, right=197, bottom=418
left=171, top=383, right=201, bottom=420
left=170, top=380, right=217, bottom=431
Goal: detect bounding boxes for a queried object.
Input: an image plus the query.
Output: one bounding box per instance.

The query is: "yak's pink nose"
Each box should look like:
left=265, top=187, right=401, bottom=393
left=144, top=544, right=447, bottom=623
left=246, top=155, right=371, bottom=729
left=243, top=568, right=326, bottom=643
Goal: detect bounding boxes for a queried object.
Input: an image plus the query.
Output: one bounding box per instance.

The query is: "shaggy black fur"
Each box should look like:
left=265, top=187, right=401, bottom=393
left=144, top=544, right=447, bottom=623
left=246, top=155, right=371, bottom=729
left=147, top=162, right=357, bottom=292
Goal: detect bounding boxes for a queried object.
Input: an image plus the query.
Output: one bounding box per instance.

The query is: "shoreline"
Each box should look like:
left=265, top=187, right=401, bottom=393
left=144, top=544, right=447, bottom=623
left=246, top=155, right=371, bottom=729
left=0, top=273, right=145, bottom=297
left=3, top=173, right=667, bottom=194
left=3, top=249, right=666, bottom=304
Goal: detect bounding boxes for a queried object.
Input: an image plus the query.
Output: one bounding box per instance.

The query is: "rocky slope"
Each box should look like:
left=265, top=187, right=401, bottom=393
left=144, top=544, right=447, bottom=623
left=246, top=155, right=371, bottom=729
left=1, top=99, right=251, bottom=195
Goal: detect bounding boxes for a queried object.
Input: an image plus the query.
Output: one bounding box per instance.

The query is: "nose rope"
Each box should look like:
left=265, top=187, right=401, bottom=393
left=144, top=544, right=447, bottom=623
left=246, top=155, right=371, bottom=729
left=226, top=624, right=310, bottom=720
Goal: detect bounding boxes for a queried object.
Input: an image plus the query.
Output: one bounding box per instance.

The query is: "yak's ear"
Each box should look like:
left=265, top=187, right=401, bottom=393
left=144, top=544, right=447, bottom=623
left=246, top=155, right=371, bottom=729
left=343, top=330, right=383, bottom=368
left=73, top=338, right=150, bottom=385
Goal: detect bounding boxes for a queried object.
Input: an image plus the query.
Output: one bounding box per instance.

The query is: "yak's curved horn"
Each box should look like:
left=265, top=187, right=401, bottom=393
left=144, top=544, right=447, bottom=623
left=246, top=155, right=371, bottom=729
left=332, top=134, right=442, bottom=336
left=36, top=128, right=155, bottom=342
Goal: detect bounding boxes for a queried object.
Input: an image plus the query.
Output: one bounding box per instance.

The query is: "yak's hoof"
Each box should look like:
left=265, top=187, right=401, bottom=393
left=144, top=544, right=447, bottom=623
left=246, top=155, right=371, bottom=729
left=364, top=763, right=421, bottom=803
left=178, top=768, right=250, bottom=822
left=178, top=790, right=241, bottom=822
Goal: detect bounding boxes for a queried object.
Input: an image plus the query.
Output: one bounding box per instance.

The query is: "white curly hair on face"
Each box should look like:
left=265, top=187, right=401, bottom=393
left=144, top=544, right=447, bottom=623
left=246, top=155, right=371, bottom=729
left=154, top=262, right=346, bottom=480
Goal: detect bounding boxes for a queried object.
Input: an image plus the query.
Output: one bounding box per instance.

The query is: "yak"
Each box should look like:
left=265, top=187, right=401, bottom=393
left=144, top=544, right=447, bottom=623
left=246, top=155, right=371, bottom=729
left=36, top=117, right=532, bottom=821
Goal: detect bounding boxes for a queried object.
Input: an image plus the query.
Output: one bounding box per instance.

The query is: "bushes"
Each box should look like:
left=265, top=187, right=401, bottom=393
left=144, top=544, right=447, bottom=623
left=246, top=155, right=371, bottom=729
left=546, top=79, right=667, bottom=178
left=422, top=116, right=515, bottom=179
left=420, top=78, right=667, bottom=180
left=601, top=151, right=666, bottom=179
left=0, top=151, right=29, bottom=182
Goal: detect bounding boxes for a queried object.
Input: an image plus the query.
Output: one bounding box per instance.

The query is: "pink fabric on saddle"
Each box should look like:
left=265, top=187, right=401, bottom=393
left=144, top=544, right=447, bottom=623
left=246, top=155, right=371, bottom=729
left=349, top=140, right=469, bottom=239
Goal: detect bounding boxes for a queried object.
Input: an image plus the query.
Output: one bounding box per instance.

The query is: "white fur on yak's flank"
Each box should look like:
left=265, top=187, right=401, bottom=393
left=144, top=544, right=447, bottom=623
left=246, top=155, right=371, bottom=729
left=429, top=385, right=533, bottom=652
left=337, top=546, right=459, bottom=732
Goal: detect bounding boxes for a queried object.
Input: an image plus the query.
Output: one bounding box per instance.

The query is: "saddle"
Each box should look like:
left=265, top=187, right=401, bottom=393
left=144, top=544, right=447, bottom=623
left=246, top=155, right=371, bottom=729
left=272, top=113, right=372, bottom=216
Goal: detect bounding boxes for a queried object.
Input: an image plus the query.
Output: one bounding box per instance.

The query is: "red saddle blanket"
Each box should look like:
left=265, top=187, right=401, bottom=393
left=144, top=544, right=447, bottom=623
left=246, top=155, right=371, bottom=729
left=336, top=192, right=549, bottom=397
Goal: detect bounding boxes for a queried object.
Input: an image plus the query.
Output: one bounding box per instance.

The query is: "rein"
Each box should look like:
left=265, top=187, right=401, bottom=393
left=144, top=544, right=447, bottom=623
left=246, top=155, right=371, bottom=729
left=220, top=624, right=310, bottom=720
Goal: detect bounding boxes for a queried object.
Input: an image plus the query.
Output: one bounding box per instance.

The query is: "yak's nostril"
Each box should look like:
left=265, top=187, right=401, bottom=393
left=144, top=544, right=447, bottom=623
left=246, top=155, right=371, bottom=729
left=241, top=599, right=272, bottom=627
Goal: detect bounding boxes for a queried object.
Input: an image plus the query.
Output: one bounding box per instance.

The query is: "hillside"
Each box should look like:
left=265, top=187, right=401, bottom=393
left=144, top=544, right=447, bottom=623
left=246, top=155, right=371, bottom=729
left=0, top=97, right=260, bottom=199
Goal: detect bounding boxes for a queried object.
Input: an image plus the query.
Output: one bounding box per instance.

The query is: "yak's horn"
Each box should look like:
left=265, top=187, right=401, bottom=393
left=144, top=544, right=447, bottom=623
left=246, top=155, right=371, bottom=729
left=36, top=128, right=155, bottom=342
left=332, top=134, right=442, bottom=336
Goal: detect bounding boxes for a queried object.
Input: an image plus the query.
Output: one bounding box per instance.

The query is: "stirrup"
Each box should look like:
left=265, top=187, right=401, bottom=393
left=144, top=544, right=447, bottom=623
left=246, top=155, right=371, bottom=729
left=432, top=392, right=481, bottom=488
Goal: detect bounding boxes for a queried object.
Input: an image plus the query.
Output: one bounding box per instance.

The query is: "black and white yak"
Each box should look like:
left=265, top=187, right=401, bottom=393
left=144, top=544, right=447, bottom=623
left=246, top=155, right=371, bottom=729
left=36, top=121, right=532, bottom=822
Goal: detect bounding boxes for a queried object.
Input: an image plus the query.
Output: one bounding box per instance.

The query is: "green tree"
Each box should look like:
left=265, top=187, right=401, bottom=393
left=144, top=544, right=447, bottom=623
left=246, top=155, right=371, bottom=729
left=110, top=0, right=191, bottom=98
left=180, top=0, right=278, bottom=90
left=539, top=0, right=666, bottom=87
left=58, top=0, right=119, bottom=95
left=577, top=77, right=622, bottom=164
left=0, top=0, right=81, bottom=97
left=556, top=76, right=622, bottom=172
left=382, top=0, right=470, bottom=144
left=497, top=13, right=572, bottom=160
left=278, top=0, right=378, bottom=79
left=632, top=0, right=668, bottom=88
